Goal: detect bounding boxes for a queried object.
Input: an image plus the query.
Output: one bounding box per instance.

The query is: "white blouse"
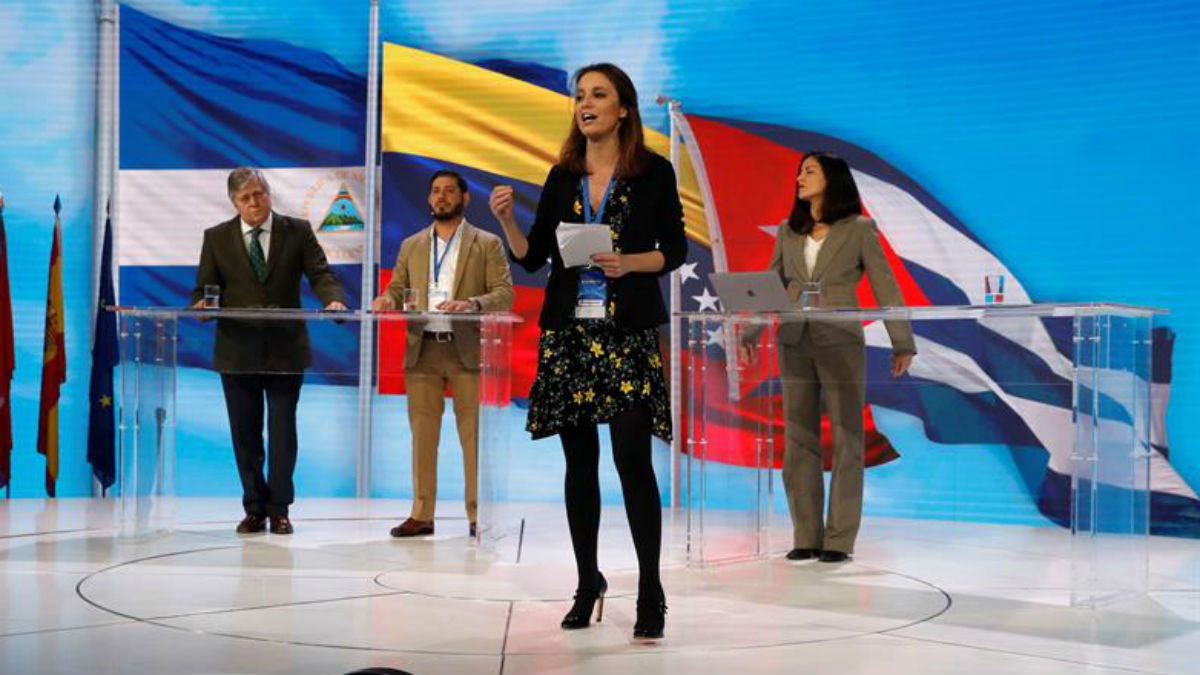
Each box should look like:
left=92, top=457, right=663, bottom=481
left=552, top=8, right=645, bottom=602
left=804, top=234, right=825, bottom=277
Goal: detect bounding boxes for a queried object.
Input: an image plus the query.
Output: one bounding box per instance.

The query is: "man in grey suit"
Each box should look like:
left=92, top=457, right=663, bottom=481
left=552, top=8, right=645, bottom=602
left=191, top=167, right=347, bottom=535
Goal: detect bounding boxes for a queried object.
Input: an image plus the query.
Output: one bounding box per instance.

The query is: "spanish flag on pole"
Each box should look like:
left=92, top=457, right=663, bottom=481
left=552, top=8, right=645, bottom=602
left=37, top=196, right=66, bottom=497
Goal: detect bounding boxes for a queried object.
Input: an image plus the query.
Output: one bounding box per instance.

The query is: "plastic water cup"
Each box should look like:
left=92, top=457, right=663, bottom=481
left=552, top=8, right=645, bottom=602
left=401, top=288, right=419, bottom=312
left=801, top=281, right=822, bottom=310
left=202, top=285, right=220, bottom=309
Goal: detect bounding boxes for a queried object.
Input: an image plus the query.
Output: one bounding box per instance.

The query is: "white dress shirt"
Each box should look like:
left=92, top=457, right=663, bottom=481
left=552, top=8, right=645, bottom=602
left=425, top=221, right=464, bottom=333
left=240, top=212, right=274, bottom=263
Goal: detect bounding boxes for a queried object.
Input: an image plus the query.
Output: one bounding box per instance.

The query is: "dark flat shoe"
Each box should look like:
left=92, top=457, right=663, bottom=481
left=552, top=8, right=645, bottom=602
left=389, top=518, right=434, bottom=538
left=269, top=515, right=294, bottom=535
left=236, top=514, right=266, bottom=534
left=819, top=550, right=850, bottom=563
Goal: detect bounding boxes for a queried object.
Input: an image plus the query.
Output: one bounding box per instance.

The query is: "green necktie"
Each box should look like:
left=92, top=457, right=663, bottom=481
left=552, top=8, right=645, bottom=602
left=248, top=227, right=268, bottom=282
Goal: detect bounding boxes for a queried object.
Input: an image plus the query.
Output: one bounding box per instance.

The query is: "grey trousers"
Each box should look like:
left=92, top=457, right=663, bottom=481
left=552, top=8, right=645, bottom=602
left=779, top=338, right=866, bottom=554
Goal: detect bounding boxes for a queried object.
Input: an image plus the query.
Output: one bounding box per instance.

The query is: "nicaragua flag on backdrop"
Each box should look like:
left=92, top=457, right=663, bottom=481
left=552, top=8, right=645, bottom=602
left=117, top=5, right=367, bottom=380
left=677, top=113, right=1199, bottom=536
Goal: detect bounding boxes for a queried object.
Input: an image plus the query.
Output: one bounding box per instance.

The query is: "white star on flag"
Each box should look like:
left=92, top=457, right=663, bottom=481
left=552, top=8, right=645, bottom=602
left=759, top=224, right=780, bottom=238
left=692, top=287, right=721, bottom=312
left=677, top=261, right=699, bottom=284
left=706, top=325, right=725, bottom=347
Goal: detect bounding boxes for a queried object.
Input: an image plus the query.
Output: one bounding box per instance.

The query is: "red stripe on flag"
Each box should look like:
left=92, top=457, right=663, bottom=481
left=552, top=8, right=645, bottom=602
left=685, top=115, right=803, bottom=272
left=376, top=270, right=543, bottom=399
left=0, top=208, right=14, bottom=490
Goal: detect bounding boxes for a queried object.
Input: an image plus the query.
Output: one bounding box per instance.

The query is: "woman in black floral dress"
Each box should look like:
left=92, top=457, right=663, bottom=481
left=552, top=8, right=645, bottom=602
left=489, top=63, right=686, bottom=640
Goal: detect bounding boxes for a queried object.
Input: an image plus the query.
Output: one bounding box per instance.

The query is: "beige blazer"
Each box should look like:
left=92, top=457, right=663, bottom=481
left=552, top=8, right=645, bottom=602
left=770, top=215, right=916, bottom=354
left=383, top=220, right=515, bottom=369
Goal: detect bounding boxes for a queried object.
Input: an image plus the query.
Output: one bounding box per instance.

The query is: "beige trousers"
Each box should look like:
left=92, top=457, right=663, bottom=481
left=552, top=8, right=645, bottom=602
left=779, top=338, right=866, bottom=554
left=406, top=339, right=479, bottom=522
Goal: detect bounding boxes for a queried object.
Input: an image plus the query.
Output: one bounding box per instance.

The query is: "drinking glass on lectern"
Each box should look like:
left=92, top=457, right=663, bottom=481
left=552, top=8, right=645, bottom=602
left=801, top=281, right=822, bottom=310
left=202, top=285, right=221, bottom=309
left=400, top=288, right=419, bottom=312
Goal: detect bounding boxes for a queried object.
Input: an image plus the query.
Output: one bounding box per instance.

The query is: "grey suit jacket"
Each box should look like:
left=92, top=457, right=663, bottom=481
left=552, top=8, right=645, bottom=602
left=382, top=220, right=515, bottom=370
left=770, top=215, right=916, bottom=354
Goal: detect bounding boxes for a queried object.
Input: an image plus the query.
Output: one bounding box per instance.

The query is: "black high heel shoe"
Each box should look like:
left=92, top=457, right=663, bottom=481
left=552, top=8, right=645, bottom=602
left=561, top=572, right=607, bottom=630
left=633, top=592, right=667, bottom=640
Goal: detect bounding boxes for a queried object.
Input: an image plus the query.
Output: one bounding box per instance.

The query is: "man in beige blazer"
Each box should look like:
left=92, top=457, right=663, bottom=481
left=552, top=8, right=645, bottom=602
left=372, top=170, right=514, bottom=538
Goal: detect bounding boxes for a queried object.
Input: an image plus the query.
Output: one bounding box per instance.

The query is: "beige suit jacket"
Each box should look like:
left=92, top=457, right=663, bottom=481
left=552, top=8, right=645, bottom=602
left=770, top=215, right=916, bottom=354
left=383, top=220, right=515, bottom=369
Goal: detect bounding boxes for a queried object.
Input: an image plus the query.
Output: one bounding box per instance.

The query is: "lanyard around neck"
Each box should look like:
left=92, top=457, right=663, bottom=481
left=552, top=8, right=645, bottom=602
left=581, top=175, right=615, bottom=224
left=432, top=225, right=460, bottom=284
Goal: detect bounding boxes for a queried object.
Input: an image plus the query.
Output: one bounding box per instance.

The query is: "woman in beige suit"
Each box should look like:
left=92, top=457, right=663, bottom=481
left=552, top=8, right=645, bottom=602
left=761, top=152, right=915, bottom=563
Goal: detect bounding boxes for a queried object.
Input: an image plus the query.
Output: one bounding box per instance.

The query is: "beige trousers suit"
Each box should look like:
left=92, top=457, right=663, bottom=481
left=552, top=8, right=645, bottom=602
left=383, top=220, right=514, bottom=523
left=768, top=215, right=915, bottom=554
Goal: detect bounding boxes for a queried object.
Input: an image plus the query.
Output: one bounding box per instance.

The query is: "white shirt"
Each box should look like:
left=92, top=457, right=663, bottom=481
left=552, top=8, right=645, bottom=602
left=804, top=233, right=824, bottom=277
left=425, top=220, right=465, bottom=333
left=240, top=212, right=274, bottom=264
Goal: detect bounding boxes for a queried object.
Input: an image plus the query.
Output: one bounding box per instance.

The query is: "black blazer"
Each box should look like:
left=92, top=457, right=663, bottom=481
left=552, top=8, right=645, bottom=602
left=515, top=152, right=687, bottom=330
left=191, top=213, right=346, bottom=373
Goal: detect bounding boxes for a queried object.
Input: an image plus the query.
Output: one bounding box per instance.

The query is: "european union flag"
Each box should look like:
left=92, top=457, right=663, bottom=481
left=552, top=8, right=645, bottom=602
left=87, top=208, right=117, bottom=491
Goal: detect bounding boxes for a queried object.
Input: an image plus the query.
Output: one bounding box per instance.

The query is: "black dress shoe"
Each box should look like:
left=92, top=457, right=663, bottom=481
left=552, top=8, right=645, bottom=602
left=236, top=514, right=266, bottom=534
left=469, top=522, right=477, bottom=538
left=269, top=515, right=294, bottom=535
left=561, top=572, right=607, bottom=630
left=786, top=548, right=820, bottom=561
left=819, top=550, right=850, bottom=563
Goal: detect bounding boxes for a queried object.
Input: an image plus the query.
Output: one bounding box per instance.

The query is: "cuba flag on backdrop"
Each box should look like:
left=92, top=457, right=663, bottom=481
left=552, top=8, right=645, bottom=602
left=673, top=112, right=1199, bottom=536
left=117, top=5, right=367, bottom=380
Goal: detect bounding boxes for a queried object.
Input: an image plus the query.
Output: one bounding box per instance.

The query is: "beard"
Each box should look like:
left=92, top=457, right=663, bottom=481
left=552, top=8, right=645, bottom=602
left=431, top=201, right=464, bottom=223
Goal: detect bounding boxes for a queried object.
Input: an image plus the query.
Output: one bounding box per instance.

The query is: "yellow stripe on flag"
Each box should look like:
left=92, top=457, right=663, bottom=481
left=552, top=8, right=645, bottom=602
left=381, top=43, right=709, bottom=246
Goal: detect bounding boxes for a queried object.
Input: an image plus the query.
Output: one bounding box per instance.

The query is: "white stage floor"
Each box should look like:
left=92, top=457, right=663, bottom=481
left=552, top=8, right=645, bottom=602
left=2, top=498, right=1200, bottom=674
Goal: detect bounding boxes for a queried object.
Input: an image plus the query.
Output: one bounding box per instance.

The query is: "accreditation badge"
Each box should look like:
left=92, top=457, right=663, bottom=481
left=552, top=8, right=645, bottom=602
left=574, top=267, right=607, bottom=320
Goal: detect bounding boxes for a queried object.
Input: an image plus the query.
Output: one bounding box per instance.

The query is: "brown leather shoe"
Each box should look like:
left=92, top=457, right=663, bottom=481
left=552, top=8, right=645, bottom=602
left=236, top=514, right=266, bottom=534
left=269, top=515, right=294, bottom=535
left=390, top=517, right=434, bottom=538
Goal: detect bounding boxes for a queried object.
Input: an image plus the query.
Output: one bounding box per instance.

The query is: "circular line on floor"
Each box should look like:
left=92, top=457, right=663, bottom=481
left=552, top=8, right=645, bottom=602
left=71, top=529, right=956, bottom=657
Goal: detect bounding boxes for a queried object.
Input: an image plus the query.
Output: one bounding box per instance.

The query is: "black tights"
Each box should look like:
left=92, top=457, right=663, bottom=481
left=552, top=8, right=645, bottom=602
left=560, top=407, right=663, bottom=600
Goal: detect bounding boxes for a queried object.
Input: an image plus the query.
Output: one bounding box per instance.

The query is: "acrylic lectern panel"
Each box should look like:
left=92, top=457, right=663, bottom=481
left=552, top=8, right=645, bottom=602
left=115, top=307, right=519, bottom=544
left=117, top=312, right=178, bottom=537
left=680, top=304, right=1162, bottom=607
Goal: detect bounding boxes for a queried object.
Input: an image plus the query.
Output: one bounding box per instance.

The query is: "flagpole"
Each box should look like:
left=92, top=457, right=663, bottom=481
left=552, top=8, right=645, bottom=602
left=354, top=0, right=382, bottom=499
left=93, top=0, right=117, bottom=330
left=659, top=96, right=683, bottom=511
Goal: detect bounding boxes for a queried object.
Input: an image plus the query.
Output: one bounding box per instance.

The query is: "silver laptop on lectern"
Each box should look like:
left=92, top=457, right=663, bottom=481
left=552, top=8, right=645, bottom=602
left=708, top=271, right=793, bottom=313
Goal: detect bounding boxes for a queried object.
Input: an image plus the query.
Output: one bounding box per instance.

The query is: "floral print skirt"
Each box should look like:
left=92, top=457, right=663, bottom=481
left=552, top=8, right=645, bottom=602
left=526, top=320, right=672, bottom=443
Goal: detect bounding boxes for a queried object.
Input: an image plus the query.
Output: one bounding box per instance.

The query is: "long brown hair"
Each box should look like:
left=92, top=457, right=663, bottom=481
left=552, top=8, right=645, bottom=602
left=558, top=63, right=650, bottom=178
